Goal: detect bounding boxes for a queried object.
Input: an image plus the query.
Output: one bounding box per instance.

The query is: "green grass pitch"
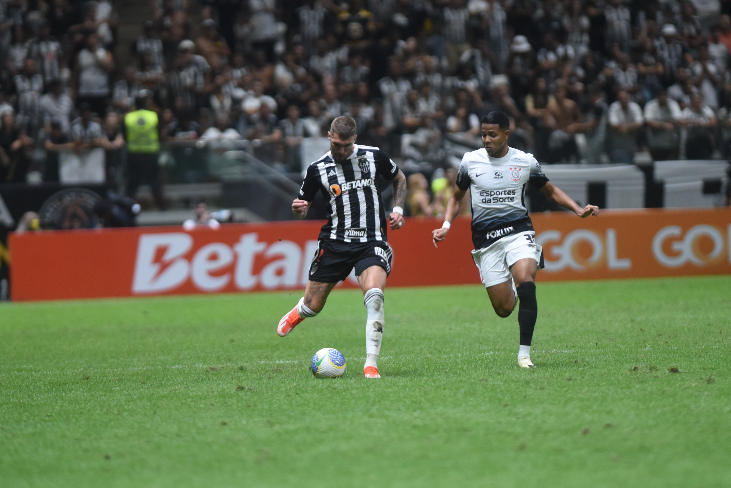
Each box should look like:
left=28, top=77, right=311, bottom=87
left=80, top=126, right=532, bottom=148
left=1, top=276, right=730, bottom=487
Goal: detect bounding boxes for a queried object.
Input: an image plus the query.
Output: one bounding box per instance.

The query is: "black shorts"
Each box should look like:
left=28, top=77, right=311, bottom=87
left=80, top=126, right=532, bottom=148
left=308, top=239, right=393, bottom=283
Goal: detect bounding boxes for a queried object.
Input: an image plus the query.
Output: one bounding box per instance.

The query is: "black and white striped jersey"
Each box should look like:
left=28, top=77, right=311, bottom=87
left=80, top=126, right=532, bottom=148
left=299, top=144, right=400, bottom=243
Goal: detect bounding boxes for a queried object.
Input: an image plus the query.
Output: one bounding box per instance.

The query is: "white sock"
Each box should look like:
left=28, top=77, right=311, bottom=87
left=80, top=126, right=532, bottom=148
left=296, top=297, right=318, bottom=319
left=365, top=353, right=378, bottom=368
left=364, top=288, right=385, bottom=365
left=519, top=345, right=531, bottom=358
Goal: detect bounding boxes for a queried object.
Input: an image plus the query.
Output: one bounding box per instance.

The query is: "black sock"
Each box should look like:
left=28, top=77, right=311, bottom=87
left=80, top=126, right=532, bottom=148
left=517, top=282, right=537, bottom=346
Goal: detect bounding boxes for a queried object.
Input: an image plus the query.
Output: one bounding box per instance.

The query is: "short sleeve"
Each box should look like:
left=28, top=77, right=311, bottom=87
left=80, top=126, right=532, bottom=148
left=298, top=164, right=320, bottom=202
left=455, top=157, right=471, bottom=191
left=528, top=157, right=549, bottom=189
left=374, top=149, right=399, bottom=180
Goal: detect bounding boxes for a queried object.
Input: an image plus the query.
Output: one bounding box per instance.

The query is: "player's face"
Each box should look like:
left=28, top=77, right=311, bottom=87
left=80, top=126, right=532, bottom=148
left=481, top=123, right=510, bottom=158
left=328, top=131, right=357, bottom=164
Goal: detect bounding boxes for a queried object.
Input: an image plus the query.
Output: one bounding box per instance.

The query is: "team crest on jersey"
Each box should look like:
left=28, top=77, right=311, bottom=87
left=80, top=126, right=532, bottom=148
left=357, top=157, right=370, bottom=174
left=509, top=167, right=522, bottom=182
left=329, top=184, right=341, bottom=197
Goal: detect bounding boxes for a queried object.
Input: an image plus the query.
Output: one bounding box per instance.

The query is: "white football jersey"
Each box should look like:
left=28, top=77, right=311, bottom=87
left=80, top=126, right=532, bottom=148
left=456, top=146, right=549, bottom=249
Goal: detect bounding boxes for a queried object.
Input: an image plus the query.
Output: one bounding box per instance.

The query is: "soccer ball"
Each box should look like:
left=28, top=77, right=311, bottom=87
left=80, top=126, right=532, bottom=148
left=311, top=348, right=346, bottom=378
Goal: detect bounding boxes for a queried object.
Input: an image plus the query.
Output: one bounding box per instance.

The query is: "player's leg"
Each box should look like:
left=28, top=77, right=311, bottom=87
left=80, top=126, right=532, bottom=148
left=508, top=252, right=541, bottom=368
left=357, top=265, right=388, bottom=378
left=278, top=240, right=348, bottom=337
left=277, top=280, right=336, bottom=337
left=354, top=242, right=393, bottom=378
left=474, top=243, right=517, bottom=317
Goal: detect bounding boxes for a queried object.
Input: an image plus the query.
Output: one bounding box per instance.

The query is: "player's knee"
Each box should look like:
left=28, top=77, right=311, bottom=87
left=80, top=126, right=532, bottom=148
left=494, top=304, right=514, bottom=318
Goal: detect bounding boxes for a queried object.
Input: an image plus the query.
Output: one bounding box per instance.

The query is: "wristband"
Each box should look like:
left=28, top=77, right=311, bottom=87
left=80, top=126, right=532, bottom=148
left=392, top=206, right=404, bottom=216
left=442, top=221, right=451, bottom=229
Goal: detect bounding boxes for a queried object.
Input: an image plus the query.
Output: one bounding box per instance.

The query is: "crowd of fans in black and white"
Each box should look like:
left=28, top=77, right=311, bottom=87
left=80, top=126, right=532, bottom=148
left=2, top=0, right=731, bottom=193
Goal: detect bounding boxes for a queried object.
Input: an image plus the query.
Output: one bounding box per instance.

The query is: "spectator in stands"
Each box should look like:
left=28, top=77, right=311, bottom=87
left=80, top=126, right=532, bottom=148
left=170, top=39, right=210, bottom=114
left=13, top=57, right=44, bottom=138
left=336, top=0, right=376, bottom=50
left=668, top=67, right=695, bottom=110
left=656, top=24, right=685, bottom=86
left=70, top=103, right=105, bottom=153
left=406, top=172, right=434, bottom=217
left=505, top=35, right=536, bottom=107
left=246, top=101, right=282, bottom=166
left=445, top=104, right=480, bottom=144
left=637, top=37, right=665, bottom=104
left=279, top=104, right=306, bottom=172
left=209, top=71, right=233, bottom=121
left=605, top=0, right=631, bottom=53
left=135, top=20, right=165, bottom=70
left=545, top=80, right=583, bottom=163
left=688, top=43, right=721, bottom=111
left=718, top=14, right=731, bottom=53
left=524, top=77, right=553, bottom=162
left=101, top=110, right=125, bottom=190
left=577, top=83, right=608, bottom=163
left=443, top=0, right=470, bottom=74
left=302, top=98, right=327, bottom=137
left=111, top=66, right=142, bottom=113
left=683, top=92, right=718, bottom=159
left=708, top=24, right=729, bottom=73
left=183, top=200, right=220, bottom=230
left=0, top=111, right=33, bottom=183
left=73, top=33, right=114, bottom=117
left=43, top=120, right=73, bottom=182
left=29, top=21, right=63, bottom=85
left=248, top=0, right=279, bottom=63
left=5, top=23, right=30, bottom=76
left=644, top=87, right=683, bottom=161
left=607, top=89, right=644, bottom=164
left=136, top=49, right=165, bottom=99
left=196, top=19, right=230, bottom=71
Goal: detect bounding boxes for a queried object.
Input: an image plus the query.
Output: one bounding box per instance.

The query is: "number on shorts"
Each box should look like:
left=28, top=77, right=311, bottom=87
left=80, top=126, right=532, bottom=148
left=524, top=234, right=535, bottom=244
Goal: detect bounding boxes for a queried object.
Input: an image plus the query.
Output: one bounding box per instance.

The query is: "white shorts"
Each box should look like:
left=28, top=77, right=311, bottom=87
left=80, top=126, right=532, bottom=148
left=471, top=231, right=543, bottom=288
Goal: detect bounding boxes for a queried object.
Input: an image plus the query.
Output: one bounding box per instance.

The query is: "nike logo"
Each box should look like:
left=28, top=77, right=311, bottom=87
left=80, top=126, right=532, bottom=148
left=475, top=173, right=486, bottom=178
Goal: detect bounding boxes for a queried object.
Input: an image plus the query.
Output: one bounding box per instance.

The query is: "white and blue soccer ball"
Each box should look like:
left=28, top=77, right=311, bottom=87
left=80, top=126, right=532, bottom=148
left=311, top=348, right=346, bottom=378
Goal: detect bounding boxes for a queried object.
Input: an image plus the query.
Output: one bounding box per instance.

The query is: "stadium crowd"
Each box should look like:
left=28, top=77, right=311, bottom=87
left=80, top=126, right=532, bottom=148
left=1, top=0, right=730, bottom=213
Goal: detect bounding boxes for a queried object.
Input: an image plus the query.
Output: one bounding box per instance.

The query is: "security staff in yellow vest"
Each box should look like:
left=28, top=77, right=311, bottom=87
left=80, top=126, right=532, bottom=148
left=124, top=89, right=165, bottom=209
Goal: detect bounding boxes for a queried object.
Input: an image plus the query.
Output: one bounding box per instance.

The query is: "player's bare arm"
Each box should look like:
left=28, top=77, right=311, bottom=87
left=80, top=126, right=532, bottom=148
left=539, top=182, right=599, bottom=218
left=432, top=186, right=467, bottom=247
left=389, top=169, right=407, bottom=230
left=292, top=199, right=311, bottom=219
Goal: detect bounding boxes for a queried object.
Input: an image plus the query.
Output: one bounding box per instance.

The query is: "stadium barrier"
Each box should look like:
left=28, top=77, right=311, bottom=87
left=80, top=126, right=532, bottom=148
left=9, top=207, right=731, bottom=302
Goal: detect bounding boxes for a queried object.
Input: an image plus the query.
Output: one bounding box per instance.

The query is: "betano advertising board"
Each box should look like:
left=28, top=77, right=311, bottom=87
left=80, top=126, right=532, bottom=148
left=9, top=208, right=731, bottom=302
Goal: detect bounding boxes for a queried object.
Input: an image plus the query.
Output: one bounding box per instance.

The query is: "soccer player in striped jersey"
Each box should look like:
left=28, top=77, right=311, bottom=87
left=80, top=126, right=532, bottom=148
left=432, top=111, right=599, bottom=368
left=277, top=115, right=407, bottom=379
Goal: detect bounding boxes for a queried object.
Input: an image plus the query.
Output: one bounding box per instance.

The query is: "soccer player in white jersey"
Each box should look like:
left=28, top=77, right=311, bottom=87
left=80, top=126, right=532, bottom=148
left=432, top=111, right=599, bottom=368
left=277, top=115, right=407, bottom=378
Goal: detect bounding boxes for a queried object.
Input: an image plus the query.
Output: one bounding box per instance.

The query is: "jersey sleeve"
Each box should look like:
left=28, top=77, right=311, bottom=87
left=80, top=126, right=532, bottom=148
left=455, top=156, right=471, bottom=191
left=374, top=149, right=400, bottom=180
left=528, top=157, right=549, bottom=189
left=298, top=164, right=320, bottom=202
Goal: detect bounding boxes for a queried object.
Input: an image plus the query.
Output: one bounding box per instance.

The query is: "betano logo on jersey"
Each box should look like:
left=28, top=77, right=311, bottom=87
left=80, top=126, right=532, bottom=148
left=328, top=184, right=341, bottom=197
left=340, top=178, right=375, bottom=192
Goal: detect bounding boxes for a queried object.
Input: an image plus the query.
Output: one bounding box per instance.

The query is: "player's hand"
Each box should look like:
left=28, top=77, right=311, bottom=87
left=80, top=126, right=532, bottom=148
left=292, top=199, right=309, bottom=219
left=578, top=204, right=599, bottom=218
left=389, top=212, right=404, bottom=230
left=432, top=227, right=449, bottom=248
